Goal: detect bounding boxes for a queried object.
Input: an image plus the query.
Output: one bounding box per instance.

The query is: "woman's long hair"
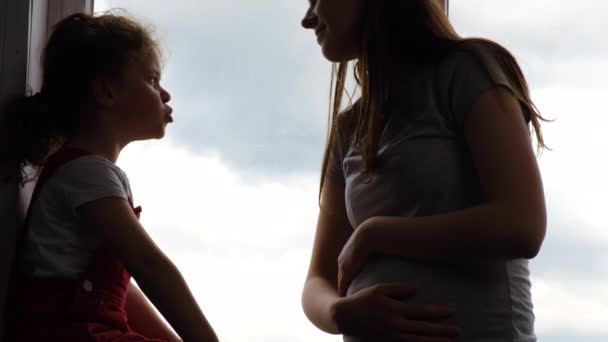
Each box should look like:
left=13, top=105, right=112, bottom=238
left=0, top=12, right=160, bottom=184
left=319, top=0, right=549, bottom=196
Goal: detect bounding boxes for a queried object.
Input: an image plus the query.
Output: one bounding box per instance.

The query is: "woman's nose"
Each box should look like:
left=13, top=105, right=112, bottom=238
left=301, top=10, right=318, bottom=29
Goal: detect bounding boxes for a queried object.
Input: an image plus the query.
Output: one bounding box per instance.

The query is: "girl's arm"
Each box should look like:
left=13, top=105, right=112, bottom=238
left=77, top=198, right=219, bottom=342
left=126, top=282, right=182, bottom=342
left=339, top=86, right=546, bottom=287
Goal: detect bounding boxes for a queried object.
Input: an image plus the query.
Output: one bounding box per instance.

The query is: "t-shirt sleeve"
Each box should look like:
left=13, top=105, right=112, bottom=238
left=445, top=42, right=515, bottom=130
left=56, top=157, right=129, bottom=210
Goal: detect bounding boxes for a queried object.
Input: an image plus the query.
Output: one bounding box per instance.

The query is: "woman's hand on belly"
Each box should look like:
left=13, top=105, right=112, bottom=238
left=338, top=219, right=374, bottom=295
left=333, top=283, right=461, bottom=341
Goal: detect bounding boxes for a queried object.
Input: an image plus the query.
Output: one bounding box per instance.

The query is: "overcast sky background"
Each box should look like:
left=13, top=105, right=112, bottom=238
left=92, top=1, right=608, bottom=341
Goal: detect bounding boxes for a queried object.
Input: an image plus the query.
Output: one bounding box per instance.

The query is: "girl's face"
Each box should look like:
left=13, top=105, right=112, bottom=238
left=301, top=0, right=365, bottom=62
left=112, top=51, right=173, bottom=141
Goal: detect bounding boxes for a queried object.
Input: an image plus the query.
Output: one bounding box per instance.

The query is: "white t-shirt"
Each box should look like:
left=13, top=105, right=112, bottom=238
left=19, top=155, right=133, bottom=278
left=331, top=41, right=536, bottom=342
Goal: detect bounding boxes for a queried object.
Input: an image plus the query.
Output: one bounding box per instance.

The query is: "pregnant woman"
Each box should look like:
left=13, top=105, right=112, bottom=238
left=300, top=1, right=548, bottom=341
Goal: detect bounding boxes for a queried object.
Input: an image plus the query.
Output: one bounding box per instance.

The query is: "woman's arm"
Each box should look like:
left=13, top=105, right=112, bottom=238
left=303, top=177, right=460, bottom=340
left=126, top=282, right=182, bottom=342
left=78, top=198, right=218, bottom=342
left=302, top=177, right=354, bottom=334
left=339, top=87, right=546, bottom=288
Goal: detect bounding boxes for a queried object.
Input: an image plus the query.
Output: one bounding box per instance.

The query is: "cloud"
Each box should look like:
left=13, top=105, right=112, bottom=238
left=451, top=0, right=608, bottom=91
left=118, top=141, right=321, bottom=258
left=533, top=277, right=608, bottom=335
left=451, top=0, right=608, bottom=62
left=118, top=141, right=339, bottom=341
left=532, top=88, right=608, bottom=245
left=536, top=335, right=608, bottom=342
left=100, top=0, right=608, bottom=180
left=118, top=140, right=608, bottom=341
left=102, top=0, right=332, bottom=178
left=169, top=250, right=340, bottom=342
left=532, top=230, right=608, bottom=282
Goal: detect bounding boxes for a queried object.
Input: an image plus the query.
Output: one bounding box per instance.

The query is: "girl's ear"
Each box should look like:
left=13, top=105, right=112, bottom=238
left=91, top=77, right=116, bottom=108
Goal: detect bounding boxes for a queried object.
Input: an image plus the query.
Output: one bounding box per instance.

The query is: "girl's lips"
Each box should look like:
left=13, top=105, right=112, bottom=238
left=165, top=107, right=173, bottom=123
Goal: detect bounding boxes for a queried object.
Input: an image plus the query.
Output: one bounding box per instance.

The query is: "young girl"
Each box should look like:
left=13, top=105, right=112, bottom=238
left=1, top=12, right=218, bottom=342
left=301, top=1, right=547, bottom=341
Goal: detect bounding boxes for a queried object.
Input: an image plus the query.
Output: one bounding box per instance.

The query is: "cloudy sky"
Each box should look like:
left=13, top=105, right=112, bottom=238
left=93, top=1, right=608, bottom=341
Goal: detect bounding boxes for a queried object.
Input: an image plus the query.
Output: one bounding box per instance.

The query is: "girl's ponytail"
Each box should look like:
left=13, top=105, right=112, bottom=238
left=1, top=91, right=61, bottom=184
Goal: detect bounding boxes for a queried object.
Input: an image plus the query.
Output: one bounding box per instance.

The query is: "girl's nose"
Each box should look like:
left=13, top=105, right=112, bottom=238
left=161, top=86, right=171, bottom=103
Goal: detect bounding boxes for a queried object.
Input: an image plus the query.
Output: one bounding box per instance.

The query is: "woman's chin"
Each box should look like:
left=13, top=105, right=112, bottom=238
left=321, top=45, right=357, bottom=63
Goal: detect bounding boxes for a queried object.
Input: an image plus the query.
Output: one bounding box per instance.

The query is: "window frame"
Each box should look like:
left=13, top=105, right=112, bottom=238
left=0, top=0, right=31, bottom=336
left=0, top=0, right=93, bottom=335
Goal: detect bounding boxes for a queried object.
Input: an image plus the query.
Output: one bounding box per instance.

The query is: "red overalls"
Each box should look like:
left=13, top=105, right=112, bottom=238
left=3, top=148, right=166, bottom=341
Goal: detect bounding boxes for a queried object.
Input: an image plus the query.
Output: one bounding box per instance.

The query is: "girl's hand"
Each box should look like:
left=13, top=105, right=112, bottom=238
left=333, top=283, right=460, bottom=341
left=337, top=218, right=376, bottom=295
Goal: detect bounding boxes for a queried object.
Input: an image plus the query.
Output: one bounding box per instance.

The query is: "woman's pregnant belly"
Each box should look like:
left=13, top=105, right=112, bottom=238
left=345, top=255, right=517, bottom=342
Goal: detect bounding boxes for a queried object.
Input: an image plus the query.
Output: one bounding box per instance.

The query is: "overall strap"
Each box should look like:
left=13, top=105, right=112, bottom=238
left=17, top=147, right=93, bottom=249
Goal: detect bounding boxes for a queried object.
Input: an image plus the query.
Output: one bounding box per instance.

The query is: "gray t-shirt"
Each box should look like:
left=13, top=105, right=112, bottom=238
left=20, top=155, right=133, bottom=278
left=330, top=41, right=536, bottom=342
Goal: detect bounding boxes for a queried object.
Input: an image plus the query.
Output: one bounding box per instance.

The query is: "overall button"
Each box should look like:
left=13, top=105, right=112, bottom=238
left=82, top=280, right=93, bottom=292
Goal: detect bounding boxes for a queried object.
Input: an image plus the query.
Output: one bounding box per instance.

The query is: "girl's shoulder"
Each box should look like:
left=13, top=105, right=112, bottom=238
left=49, top=155, right=132, bottom=206
left=55, top=155, right=127, bottom=181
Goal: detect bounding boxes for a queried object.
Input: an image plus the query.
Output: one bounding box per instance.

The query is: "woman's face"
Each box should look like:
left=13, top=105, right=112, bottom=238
left=301, top=0, right=365, bottom=62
